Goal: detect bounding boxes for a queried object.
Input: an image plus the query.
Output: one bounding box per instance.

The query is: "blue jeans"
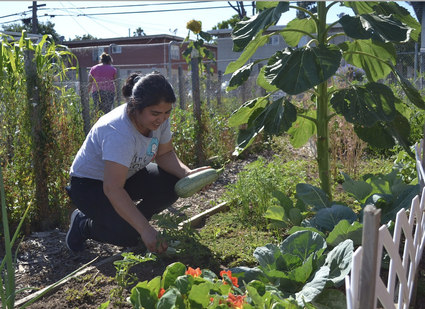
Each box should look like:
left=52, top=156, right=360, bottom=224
left=68, top=163, right=179, bottom=247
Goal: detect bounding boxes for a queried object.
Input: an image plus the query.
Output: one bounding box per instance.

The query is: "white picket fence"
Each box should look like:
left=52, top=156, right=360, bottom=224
left=345, top=140, right=425, bottom=309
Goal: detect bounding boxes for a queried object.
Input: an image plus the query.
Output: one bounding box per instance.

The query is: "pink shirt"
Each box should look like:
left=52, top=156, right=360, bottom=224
left=89, top=64, right=117, bottom=92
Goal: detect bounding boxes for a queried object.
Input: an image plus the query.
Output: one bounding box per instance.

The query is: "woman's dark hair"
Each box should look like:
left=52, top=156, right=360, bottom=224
left=123, top=72, right=176, bottom=117
left=99, top=52, right=113, bottom=64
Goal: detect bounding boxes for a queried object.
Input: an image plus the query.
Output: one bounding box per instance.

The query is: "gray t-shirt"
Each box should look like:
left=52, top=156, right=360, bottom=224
left=70, top=103, right=172, bottom=181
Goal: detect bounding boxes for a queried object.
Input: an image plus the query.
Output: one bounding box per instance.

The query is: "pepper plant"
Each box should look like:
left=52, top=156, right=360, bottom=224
left=226, top=1, right=424, bottom=199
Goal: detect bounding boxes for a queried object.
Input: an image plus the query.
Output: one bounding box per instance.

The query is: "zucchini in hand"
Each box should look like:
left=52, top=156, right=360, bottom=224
left=174, top=168, right=219, bottom=198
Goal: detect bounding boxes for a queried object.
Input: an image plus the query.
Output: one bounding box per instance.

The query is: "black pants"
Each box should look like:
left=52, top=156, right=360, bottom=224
left=92, top=90, right=115, bottom=114
left=69, top=163, right=179, bottom=247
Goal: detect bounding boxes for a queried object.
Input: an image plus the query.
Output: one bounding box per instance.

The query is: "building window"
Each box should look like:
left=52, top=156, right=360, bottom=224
left=92, top=47, right=104, bottom=61
left=171, top=44, right=180, bottom=60
left=112, top=45, right=122, bottom=53
left=267, top=35, right=279, bottom=45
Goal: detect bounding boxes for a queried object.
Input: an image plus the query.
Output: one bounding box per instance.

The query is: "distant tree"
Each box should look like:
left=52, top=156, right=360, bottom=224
left=71, top=34, right=98, bottom=41
left=227, top=1, right=256, bottom=19
left=1, top=20, right=61, bottom=43
left=296, top=1, right=317, bottom=19
left=212, top=14, right=241, bottom=30
left=133, top=27, right=146, bottom=36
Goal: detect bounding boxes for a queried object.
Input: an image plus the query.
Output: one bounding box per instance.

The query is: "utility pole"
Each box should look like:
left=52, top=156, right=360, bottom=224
left=28, top=1, right=46, bottom=34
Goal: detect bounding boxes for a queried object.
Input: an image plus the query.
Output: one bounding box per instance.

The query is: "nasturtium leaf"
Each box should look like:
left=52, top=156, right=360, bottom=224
left=129, top=281, right=158, bottom=309
left=330, top=82, right=396, bottom=127
left=296, top=183, right=331, bottom=210
left=281, top=18, right=316, bottom=47
left=340, top=39, right=395, bottom=82
left=339, top=14, right=412, bottom=43
left=326, top=220, right=363, bottom=248
left=162, top=262, right=186, bottom=290
left=157, top=288, right=185, bottom=309
left=174, top=275, right=193, bottom=296
left=231, top=2, right=289, bottom=52
left=227, top=62, right=255, bottom=91
left=225, top=31, right=268, bottom=75
left=188, top=282, right=214, bottom=308
left=265, top=44, right=341, bottom=95
left=324, top=239, right=353, bottom=287
left=341, top=172, right=373, bottom=202
left=280, top=230, right=327, bottom=262
left=311, top=289, right=348, bottom=309
left=295, top=266, right=329, bottom=306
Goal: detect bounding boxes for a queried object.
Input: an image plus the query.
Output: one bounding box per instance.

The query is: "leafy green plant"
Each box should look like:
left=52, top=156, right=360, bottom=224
left=230, top=230, right=352, bottom=308
left=226, top=1, right=424, bottom=200
left=109, top=252, right=156, bottom=308
left=267, top=169, right=419, bottom=233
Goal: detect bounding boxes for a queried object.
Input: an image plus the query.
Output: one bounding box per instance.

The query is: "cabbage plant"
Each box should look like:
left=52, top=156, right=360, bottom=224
left=226, top=1, right=424, bottom=199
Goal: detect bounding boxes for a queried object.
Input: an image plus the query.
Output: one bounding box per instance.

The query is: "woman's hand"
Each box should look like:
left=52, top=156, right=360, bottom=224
left=140, top=225, right=168, bottom=254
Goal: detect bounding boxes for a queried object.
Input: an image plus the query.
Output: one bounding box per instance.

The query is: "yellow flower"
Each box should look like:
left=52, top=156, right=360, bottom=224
left=186, top=19, right=202, bottom=34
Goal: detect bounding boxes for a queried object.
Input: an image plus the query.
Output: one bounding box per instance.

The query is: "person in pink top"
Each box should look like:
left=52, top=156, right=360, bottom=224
left=89, top=52, right=117, bottom=114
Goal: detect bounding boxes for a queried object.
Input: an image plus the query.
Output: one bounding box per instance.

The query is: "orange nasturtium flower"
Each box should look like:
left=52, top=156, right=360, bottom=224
left=158, top=288, right=165, bottom=299
left=186, top=19, right=202, bottom=34
left=186, top=267, right=202, bottom=277
left=226, top=293, right=247, bottom=309
left=220, top=270, right=239, bottom=287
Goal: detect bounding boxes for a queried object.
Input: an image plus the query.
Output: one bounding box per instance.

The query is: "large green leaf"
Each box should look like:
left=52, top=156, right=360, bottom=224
left=272, top=190, right=294, bottom=215
left=341, top=172, right=373, bottom=203
left=287, top=109, right=317, bottom=149
left=280, top=230, right=327, bottom=262
left=157, top=288, right=185, bottom=309
left=388, top=62, right=425, bottom=110
left=162, top=262, right=186, bottom=290
left=324, top=239, right=353, bottom=287
left=296, top=183, right=331, bottom=210
left=339, top=14, right=412, bottom=43
left=227, top=62, right=255, bottom=91
left=315, top=205, right=357, bottom=232
left=311, top=289, right=348, bottom=309
left=374, top=1, right=421, bottom=42
left=340, top=39, right=395, bottom=82
left=354, top=111, right=412, bottom=152
left=129, top=281, right=158, bottom=309
left=257, top=65, right=280, bottom=92
left=256, top=1, right=279, bottom=12
left=233, top=98, right=297, bottom=155
left=342, top=1, right=377, bottom=15
left=225, top=30, right=269, bottom=75
left=254, top=243, right=282, bottom=270
left=265, top=44, right=341, bottom=95
left=281, top=18, right=316, bottom=47
left=295, top=265, right=329, bottom=306
left=380, top=184, right=419, bottom=224
left=188, top=282, right=214, bottom=308
left=326, top=220, right=363, bottom=248
left=228, top=97, right=269, bottom=127
left=231, top=2, right=289, bottom=52
left=330, top=82, right=396, bottom=127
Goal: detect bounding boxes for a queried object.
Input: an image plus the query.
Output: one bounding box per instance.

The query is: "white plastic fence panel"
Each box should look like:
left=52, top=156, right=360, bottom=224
left=345, top=141, right=425, bottom=309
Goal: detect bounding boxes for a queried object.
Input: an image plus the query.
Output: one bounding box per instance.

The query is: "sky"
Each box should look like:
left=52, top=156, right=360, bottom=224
left=0, top=1, right=418, bottom=41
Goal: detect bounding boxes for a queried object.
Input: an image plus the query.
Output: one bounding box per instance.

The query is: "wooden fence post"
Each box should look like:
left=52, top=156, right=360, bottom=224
left=191, top=56, right=205, bottom=166
left=217, top=70, right=222, bottom=106
left=178, top=65, right=185, bottom=109
left=206, top=63, right=211, bottom=107
left=25, top=49, right=49, bottom=229
left=358, top=204, right=381, bottom=309
left=79, top=67, right=91, bottom=136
